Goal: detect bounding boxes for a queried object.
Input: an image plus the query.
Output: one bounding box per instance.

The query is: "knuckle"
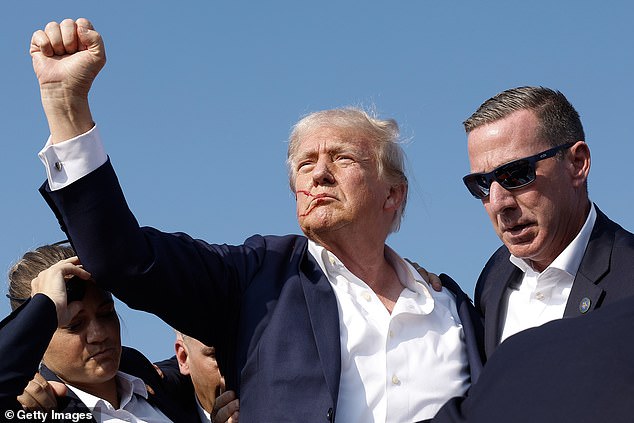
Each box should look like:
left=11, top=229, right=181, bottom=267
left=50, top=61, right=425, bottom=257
left=44, top=21, right=59, bottom=31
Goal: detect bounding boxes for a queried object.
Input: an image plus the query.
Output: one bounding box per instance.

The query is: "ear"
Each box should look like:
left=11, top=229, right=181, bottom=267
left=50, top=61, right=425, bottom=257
left=567, top=141, right=591, bottom=188
left=384, top=183, right=406, bottom=211
left=175, top=340, right=190, bottom=375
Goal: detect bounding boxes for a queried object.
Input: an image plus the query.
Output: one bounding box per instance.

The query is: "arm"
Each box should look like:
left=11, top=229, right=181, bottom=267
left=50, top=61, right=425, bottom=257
left=0, top=296, right=58, bottom=410
left=30, top=18, right=104, bottom=143
left=32, top=19, right=260, bottom=352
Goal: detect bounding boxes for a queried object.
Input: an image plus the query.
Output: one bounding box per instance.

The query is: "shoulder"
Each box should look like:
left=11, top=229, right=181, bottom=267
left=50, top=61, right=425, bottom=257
left=118, top=346, right=163, bottom=386
left=592, top=206, right=634, bottom=253
left=247, top=234, right=307, bottom=250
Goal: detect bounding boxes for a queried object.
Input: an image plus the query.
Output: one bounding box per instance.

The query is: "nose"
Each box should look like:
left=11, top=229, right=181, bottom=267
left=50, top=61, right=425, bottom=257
left=85, top=319, right=108, bottom=344
left=312, top=156, right=335, bottom=186
left=486, top=181, right=518, bottom=214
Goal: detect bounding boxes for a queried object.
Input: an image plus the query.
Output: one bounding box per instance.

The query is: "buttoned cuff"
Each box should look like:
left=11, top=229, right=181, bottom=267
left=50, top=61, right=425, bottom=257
left=38, top=125, right=107, bottom=191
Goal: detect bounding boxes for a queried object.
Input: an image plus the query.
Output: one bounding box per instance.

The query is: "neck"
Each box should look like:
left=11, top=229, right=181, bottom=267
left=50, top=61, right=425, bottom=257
left=531, top=199, right=592, bottom=272
left=71, top=377, right=120, bottom=409
left=313, top=232, right=403, bottom=311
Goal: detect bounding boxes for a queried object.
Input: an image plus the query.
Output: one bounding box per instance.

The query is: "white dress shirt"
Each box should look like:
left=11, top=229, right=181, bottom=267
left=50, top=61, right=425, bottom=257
left=66, top=371, right=172, bottom=422
left=500, top=203, right=597, bottom=342
left=40, top=127, right=470, bottom=423
left=309, top=241, right=470, bottom=423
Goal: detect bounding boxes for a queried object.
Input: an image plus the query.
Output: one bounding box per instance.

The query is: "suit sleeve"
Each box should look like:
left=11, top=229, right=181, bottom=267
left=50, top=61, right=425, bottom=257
left=0, top=295, right=58, bottom=411
left=39, top=159, right=267, bottom=357
left=430, top=296, right=634, bottom=423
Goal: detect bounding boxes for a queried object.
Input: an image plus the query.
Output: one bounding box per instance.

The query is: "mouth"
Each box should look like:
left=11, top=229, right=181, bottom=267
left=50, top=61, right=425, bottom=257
left=88, top=347, right=116, bottom=361
left=297, top=191, right=336, bottom=217
left=297, top=190, right=335, bottom=200
left=502, top=221, right=534, bottom=238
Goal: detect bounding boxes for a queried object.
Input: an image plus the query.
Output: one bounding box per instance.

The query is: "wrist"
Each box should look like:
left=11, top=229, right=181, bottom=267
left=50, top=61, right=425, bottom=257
left=40, top=84, right=95, bottom=143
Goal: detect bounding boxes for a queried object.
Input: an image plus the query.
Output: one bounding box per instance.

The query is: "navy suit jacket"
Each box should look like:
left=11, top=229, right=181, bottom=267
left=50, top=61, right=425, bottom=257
left=474, top=205, right=634, bottom=358
left=0, top=294, right=199, bottom=422
left=41, top=160, right=485, bottom=422
left=431, top=294, right=634, bottom=423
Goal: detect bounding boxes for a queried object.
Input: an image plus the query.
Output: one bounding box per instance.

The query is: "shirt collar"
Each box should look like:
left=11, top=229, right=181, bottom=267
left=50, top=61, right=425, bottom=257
left=307, top=240, right=435, bottom=314
left=66, top=371, right=148, bottom=410
left=510, top=202, right=597, bottom=276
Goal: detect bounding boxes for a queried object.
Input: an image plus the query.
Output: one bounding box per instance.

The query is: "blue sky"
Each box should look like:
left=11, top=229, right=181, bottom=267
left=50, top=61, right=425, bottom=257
left=2, top=1, right=634, bottom=362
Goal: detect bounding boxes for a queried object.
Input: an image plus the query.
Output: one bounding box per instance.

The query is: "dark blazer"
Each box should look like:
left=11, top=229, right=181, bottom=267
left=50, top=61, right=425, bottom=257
left=41, top=160, right=485, bottom=422
left=431, top=294, right=634, bottom=423
left=475, top=205, right=634, bottom=358
left=0, top=294, right=199, bottom=422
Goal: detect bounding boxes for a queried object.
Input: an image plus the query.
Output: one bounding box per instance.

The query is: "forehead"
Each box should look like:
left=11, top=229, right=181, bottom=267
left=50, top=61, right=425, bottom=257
left=296, top=125, right=373, bottom=154
left=71, top=282, right=113, bottom=312
left=467, top=109, right=548, bottom=172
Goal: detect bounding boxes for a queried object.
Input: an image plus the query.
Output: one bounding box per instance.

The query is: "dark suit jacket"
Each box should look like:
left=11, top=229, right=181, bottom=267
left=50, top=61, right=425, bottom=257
left=431, top=294, right=634, bottom=423
left=41, top=160, right=485, bottom=422
left=0, top=294, right=199, bottom=422
left=475, top=205, right=634, bottom=358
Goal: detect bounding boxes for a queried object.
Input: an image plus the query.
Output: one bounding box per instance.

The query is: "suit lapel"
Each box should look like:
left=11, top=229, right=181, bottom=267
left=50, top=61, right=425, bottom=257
left=440, top=274, right=485, bottom=382
left=564, top=207, right=612, bottom=317
left=296, top=243, right=341, bottom=406
left=39, top=365, right=98, bottom=421
left=485, top=257, right=522, bottom=356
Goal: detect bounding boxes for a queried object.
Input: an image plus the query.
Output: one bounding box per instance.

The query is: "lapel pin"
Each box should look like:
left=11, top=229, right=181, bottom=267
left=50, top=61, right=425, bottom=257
left=579, top=297, right=591, bottom=314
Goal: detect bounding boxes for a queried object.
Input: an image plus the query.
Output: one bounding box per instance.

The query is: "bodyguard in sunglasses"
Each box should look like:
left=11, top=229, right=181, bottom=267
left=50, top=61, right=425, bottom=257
left=462, top=86, right=634, bottom=359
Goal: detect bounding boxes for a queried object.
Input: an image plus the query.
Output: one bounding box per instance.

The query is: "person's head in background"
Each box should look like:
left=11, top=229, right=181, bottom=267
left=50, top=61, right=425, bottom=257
left=463, top=86, right=591, bottom=271
left=174, top=331, right=223, bottom=414
left=8, top=244, right=122, bottom=399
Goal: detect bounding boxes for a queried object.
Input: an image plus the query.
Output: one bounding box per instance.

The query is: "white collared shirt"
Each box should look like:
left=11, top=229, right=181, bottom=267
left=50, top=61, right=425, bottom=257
left=308, top=241, right=470, bottom=423
left=65, top=371, right=172, bottom=422
left=500, top=203, right=597, bottom=343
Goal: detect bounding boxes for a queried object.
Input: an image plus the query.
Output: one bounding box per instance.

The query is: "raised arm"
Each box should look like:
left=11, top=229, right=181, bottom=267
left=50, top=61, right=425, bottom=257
left=30, top=18, right=105, bottom=143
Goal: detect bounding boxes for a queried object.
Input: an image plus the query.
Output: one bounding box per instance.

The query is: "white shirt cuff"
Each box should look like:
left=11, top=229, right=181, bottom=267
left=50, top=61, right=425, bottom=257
left=38, top=125, right=107, bottom=191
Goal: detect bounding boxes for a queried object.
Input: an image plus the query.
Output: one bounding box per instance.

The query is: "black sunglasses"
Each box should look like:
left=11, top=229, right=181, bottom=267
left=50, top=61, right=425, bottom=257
left=463, top=142, right=574, bottom=199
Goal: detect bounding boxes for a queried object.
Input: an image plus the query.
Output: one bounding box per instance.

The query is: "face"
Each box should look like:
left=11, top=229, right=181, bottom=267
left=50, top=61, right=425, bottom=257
left=176, top=335, right=222, bottom=413
left=467, top=109, right=589, bottom=271
left=292, top=126, right=402, bottom=241
left=43, top=282, right=121, bottom=388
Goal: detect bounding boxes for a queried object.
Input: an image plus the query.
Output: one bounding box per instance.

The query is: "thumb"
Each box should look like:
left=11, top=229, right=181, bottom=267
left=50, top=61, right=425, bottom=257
left=76, top=21, right=106, bottom=63
left=49, top=381, right=68, bottom=398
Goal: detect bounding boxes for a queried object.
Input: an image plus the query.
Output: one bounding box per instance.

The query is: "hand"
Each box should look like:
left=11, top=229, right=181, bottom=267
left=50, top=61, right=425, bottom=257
left=212, top=389, right=239, bottom=423
left=406, top=259, right=442, bottom=292
left=30, top=18, right=105, bottom=142
left=152, top=363, right=165, bottom=379
left=30, top=256, right=91, bottom=327
left=31, top=18, right=105, bottom=97
left=16, top=373, right=67, bottom=411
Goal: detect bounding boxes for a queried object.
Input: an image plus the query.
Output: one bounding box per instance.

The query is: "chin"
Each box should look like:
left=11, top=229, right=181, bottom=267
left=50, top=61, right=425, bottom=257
left=89, top=365, right=119, bottom=383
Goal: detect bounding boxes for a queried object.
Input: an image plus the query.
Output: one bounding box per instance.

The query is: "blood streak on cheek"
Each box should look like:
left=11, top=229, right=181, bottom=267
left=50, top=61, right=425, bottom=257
left=297, top=190, right=318, bottom=217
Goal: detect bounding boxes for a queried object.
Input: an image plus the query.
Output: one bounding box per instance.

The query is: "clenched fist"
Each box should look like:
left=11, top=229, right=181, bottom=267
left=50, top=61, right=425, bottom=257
left=30, top=18, right=105, bottom=143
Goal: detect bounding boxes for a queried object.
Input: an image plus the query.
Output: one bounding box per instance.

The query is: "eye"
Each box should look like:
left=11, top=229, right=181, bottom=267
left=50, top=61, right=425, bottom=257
left=98, top=309, right=117, bottom=319
left=335, top=155, right=355, bottom=165
left=296, top=160, right=314, bottom=172
left=63, top=319, right=85, bottom=333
